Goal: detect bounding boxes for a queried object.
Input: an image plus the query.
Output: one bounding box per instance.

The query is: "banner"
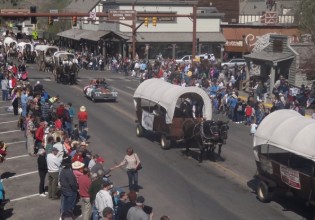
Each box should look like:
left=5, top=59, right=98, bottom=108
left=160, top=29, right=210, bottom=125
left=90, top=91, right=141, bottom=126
left=141, top=110, right=154, bottom=131
left=280, top=165, right=301, bottom=190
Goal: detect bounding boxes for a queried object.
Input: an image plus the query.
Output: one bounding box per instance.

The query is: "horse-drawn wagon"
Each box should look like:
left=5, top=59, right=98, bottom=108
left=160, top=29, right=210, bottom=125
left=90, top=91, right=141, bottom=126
left=17, top=42, right=35, bottom=63
left=52, top=51, right=78, bottom=84
left=254, top=110, right=315, bottom=207
left=35, top=45, right=59, bottom=72
left=133, top=78, right=228, bottom=162
left=3, top=37, right=18, bottom=59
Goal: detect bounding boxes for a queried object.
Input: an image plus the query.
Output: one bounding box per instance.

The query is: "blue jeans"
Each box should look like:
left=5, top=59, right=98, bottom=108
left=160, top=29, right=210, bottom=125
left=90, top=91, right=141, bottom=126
left=21, top=103, right=27, bottom=117
left=60, top=191, right=77, bottom=215
left=2, top=90, right=8, bottom=101
left=79, top=121, right=87, bottom=133
left=92, top=204, right=99, bottom=220
left=127, top=169, right=138, bottom=191
left=64, top=121, right=73, bottom=135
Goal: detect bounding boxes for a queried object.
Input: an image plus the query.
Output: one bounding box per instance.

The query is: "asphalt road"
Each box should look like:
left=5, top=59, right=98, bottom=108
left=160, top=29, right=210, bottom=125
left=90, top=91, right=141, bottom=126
left=0, top=64, right=314, bottom=220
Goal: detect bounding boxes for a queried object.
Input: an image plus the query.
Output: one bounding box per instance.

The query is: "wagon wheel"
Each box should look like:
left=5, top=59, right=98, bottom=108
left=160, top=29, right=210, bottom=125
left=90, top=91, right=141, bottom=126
left=136, top=124, right=144, bottom=137
left=256, top=181, right=273, bottom=203
left=160, top=134, right=171, bottom=150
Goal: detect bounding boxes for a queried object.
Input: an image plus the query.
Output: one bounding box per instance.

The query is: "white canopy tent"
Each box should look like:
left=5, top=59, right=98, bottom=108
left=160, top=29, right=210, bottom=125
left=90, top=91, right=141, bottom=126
left=133, top=78, right=212, bottom=124
left=253, top=110, right=315, bottom=162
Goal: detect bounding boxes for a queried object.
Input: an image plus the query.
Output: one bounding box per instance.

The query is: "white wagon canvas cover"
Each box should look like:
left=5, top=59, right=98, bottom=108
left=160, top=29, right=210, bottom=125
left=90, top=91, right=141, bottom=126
left=133, top=78, right=212, bottom=124
left=254, top=110, right=315, bottom=162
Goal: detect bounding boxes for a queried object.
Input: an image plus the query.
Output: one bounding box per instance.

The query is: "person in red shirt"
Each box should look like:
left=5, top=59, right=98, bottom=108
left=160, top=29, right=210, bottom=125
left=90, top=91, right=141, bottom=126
left=78, top=106, right=88, bottom=132
left=55, top=116, right=63, bottom=130
left=35, top=121, right=48, bottom=153
left=245, top=104, right=253, bottom=126
left=56, top=103, right=65, bottom=118
left=78, top=168, right=92, bottom=220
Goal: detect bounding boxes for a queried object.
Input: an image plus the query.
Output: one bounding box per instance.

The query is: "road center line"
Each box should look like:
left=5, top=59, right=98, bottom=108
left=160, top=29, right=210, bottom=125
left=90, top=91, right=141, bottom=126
left=10, top=193, right=39, bottom=202
left=6, top=154, right=29, bottom=160
left=0, top=130, right=21, bottom=134
left=125, top=86, right=135, bottom=91
left=3, top=171, right=38, bottom=180
left=0, top=120, right=18, bottom=124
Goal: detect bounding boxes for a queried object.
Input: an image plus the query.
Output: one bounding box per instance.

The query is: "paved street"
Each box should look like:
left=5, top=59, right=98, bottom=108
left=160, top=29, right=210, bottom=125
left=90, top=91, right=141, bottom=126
left=0, top=65, right=314, bottom=220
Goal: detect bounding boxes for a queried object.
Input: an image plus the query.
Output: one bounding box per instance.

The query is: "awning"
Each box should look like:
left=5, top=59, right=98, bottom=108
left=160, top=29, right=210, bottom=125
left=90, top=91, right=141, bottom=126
left=244, top=50, right=295, bottom=63
left=128, top=32, right=225, bottom=43
left=57, top=29, right=130, bottom=42
left=253, top=110, right=315, bottom=162
left=133, top=78, right=212, bottom=124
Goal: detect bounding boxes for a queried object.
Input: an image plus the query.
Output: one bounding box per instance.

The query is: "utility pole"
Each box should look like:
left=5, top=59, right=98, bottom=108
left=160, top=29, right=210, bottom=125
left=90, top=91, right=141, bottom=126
left=132, top=2, right=136, bottom=59
left=192, top=4, right=197, bottom=60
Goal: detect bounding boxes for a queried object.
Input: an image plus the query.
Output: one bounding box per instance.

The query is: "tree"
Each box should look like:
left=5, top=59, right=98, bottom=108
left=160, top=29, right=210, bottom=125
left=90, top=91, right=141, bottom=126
left=295, top=0, right=315, bottom=43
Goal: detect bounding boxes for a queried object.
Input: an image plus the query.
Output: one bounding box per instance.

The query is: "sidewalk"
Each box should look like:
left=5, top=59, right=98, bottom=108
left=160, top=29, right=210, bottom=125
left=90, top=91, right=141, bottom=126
left=237, top=90, right=313, bottom=118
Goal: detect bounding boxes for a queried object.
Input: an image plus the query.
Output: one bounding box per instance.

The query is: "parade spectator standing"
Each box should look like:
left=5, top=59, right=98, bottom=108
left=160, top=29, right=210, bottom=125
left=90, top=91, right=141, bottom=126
left=26, top=114, right=36, bottom=156
left=103, top=207, right=114, bottom=220
left=78, top=168, right=92, bottom=220
left=90, top=156, right=106, bottom=177
left=89, top=170, right=105, bottom=220
left=68, top=102, right=75, bottom=124
left=47, top=147, right=61, bottom=200
left=21, top=88, right=28, bottom=117
left=126, top=196, right=153, bottom=220
left=45, top=136, right=54, bottom=154
left=119, top=191, right=137, bottom=220
left=34, top=81, right=43, bottom=95
left=250, top=120, right=258, bottom=136
left=78, top=106, right=88, bottom=132
left=35, top=121, right=48, bottom=154
left=1, top=75, right=9, bottom=101
left=111, top=148, right=141, bottom=192
left=37, top=148, right=48, bottom=197
left=245, top=104, right=253, bottom=126
left=11, top=88, right=20, bottom=115
left=115, top=192, right=128, bottom=220
left=72, top=161, right=85, bottom=182
left=95, top=180, right=114, bottom=219
left=59, top=157, right=78, bottom=216
left=53, top=136, right=67, bottom=162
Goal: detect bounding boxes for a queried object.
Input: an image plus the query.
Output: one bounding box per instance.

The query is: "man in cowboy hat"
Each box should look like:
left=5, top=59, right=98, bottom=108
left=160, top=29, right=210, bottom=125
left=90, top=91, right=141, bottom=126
left=72, top=160, right=85, bottom=182
left=78, top=106, right=88, bottom=132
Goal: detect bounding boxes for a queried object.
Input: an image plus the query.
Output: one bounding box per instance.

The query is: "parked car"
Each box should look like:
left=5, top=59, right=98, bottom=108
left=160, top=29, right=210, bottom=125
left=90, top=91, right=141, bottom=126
left=176, top=55, right=193, bottom=64
left=221, top=58, right=246, bottom=69
left=176, top=54, right=216, bottom=64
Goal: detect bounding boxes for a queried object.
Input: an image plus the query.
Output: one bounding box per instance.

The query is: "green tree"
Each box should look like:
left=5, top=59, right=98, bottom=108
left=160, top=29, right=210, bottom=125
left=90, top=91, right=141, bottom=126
left=295, top=0, right=315, bottom=43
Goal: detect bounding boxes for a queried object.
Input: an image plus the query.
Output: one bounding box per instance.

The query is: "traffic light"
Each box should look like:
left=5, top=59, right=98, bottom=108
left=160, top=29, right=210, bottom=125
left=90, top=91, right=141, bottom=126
left=30, top=6, right=37, bottom=24
left=72, top=16, right=77, bottom=27
left=48, top=16, right=53, bottom=26
left=152, top=17, right=157, bottom=27
left=144, top=17, right=149, bottom=27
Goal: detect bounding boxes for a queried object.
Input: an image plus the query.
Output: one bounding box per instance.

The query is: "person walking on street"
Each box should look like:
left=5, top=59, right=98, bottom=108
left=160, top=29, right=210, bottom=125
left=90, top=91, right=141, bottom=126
left=59, top=157, right=78, bottom=216
left=37, top=148, right=48, bottom=197
left=78, top=106, right=88, bottom=132
left=47, top=147, right=61, bottom=200
left=78, top=168, right=92, bottom=220
left=111, top=147, right=141, bottom=192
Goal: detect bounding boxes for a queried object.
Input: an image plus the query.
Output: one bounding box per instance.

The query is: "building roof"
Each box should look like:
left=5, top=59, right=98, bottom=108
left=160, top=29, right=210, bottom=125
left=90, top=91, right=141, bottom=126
left=127, top=32, right=225, bottom=43
left=57, top=29, right=129, bottom=41
left=244, top=50, right=294, bottom=63
left=240, top=0, right=297, bottom=15
left=104, top=0, right=198, bottom=6
left=64, top=0, right=101, bottom=13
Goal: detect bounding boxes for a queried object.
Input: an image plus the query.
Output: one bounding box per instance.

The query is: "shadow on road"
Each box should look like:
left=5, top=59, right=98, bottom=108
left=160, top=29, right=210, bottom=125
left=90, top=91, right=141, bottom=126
left=1, top=172, right=16, bottom=179
left=0, top=208, right=13, bottom=220
left=247, top=177, right=315, bottom=220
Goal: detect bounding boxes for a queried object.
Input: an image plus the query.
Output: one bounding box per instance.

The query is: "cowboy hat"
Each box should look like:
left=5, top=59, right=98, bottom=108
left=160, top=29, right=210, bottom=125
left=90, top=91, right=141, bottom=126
left=80, top=106, right=86, bottom=112
left=80, top=142, right=89, bottom=147
left=72, top=161, right=85, bottom=170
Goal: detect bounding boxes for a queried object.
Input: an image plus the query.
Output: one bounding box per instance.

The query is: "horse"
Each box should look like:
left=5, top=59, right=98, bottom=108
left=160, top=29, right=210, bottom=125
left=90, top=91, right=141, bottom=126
left=186, top=119, right=229, bottom=162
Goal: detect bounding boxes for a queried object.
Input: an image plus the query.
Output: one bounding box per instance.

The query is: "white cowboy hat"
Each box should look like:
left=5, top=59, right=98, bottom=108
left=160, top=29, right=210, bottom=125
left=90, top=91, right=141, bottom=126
left=72, top=161, right=85, bottom=170
left=80, top=141, right=89, bottom=147
left=80, top=106, right=86, bottom=112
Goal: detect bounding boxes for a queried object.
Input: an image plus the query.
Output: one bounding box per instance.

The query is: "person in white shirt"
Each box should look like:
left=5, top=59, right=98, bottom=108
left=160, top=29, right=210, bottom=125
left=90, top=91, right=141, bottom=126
left=95, top=181, right=113, bottom=218
left=53, top=136, right=67, bottom=162
left=46, top=147, right=61, bottom=199
left=250, top=121, right=258, bottom=136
